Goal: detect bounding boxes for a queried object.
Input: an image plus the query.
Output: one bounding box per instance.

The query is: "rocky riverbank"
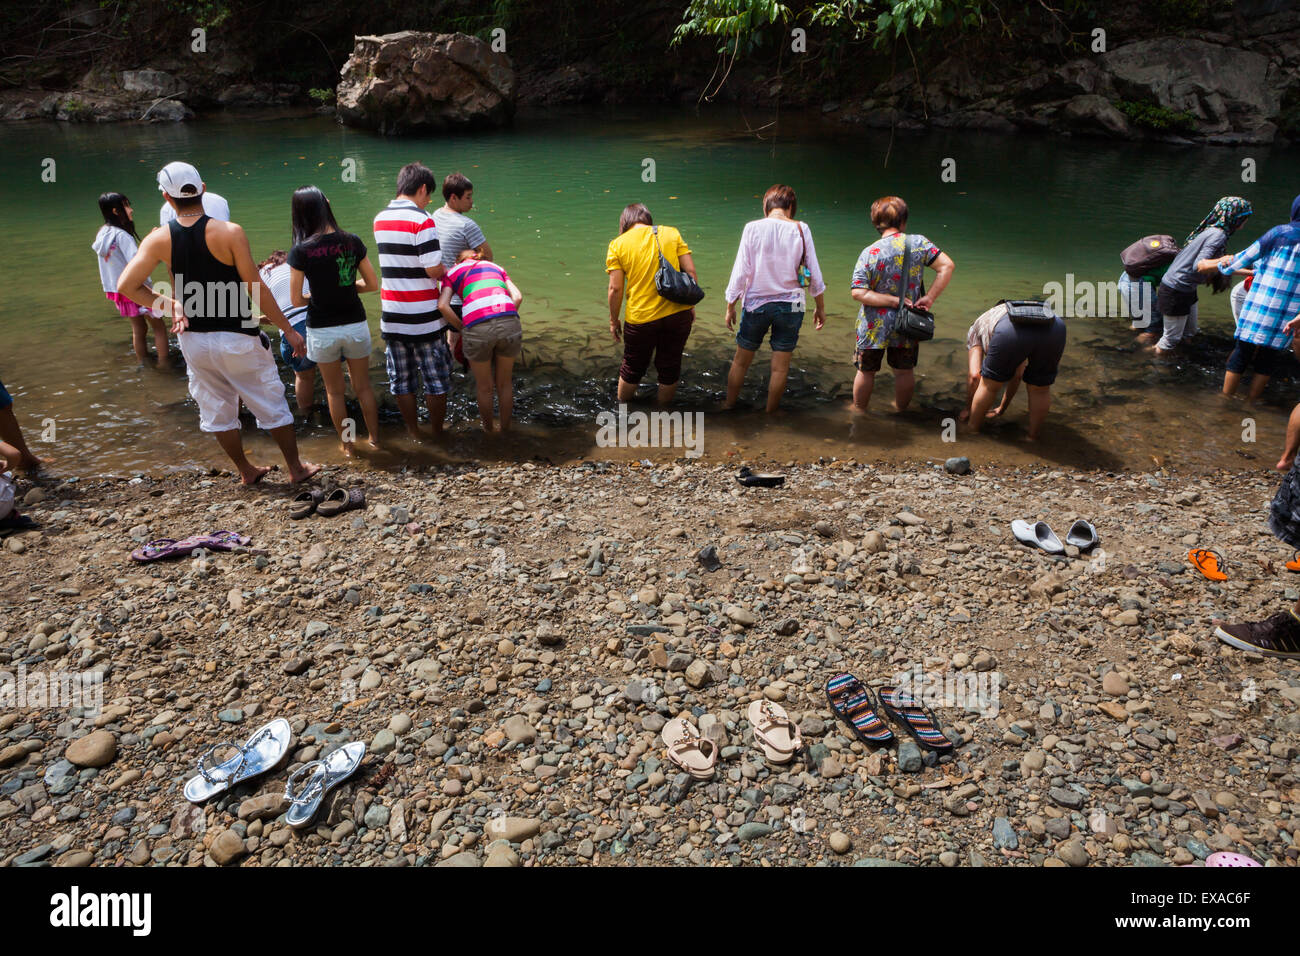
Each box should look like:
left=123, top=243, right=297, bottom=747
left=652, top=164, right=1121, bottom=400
left=0, top=459, right=1297, bottom=867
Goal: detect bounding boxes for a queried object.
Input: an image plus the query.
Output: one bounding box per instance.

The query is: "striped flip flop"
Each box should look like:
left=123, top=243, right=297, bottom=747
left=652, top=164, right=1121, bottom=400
left=826, top=673, right=894, bottom=746
left=876, top=685, right=954, bottom=753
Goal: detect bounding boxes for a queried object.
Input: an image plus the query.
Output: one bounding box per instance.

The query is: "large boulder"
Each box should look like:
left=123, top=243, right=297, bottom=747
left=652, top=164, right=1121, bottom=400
left=1102, top=38, right=1279, bottom=136
left=337, top=31, right=515, bottom=134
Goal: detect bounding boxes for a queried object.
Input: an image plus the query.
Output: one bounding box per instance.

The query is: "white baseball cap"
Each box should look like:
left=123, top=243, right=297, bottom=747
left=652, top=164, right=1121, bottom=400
left=157, top=161, right=204, bottom=199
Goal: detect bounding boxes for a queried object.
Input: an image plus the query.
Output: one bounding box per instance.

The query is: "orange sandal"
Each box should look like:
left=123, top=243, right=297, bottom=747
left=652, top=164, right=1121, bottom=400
left=1189, top=548, right=1228, bottom=581
left=1286, top=551, right=1300, bottom=572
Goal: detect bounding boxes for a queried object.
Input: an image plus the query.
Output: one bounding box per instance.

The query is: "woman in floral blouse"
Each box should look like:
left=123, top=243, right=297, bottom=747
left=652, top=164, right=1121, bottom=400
left=849, top=196, right=955, bottom=413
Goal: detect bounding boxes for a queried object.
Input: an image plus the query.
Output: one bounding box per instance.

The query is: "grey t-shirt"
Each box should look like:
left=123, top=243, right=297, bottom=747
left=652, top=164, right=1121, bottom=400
left=1160, top=227, right=1227, bottom=293
left=432, top=208, right=487, bottom=305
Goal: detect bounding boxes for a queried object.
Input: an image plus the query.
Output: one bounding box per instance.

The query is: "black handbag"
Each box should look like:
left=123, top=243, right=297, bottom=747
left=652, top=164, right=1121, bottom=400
left=892, top=233, right=935, bottom=341
left=652, top=226, right=705, bottom=307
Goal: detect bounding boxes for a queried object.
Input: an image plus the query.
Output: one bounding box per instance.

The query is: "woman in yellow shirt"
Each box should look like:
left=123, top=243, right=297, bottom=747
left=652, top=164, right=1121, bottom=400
left=605, top=203, right=699, bottom=404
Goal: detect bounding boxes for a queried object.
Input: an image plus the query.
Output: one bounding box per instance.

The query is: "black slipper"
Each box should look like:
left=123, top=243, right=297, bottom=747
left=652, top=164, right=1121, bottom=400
left=737, top=466, right=784, bottom=488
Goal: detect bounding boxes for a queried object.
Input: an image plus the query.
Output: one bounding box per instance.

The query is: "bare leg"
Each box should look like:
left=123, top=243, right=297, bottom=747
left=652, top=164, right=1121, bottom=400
left=293, top=371, right=315, bottom=415
left=1223, top=369, right=1242, bottom=398
left=147, top=314, right=170, bottom=368
left=967, top=377, right=1002, bottom=432
left=317, top=359, right=354, bottom=456
left=267, top=423, right=320, bottom=483
left=212, top=428, right=272, bottom=485
left=470, top=359, right=496, bottom=432
left=766, top=350, right=793, bottom=413
left=852, top=369, right=876, bottom=414
left=892, top=368, right=915, bottom=413
left=426, top=394, right=448, bottom=439
left=724, top=347, right=757, bottom=409
left=656, top=381, right=678, bottom=405
left=129, top=315, right=149, bottom=364
left=993, top=362, right=1026, bottom=418
left=617, top=377, right=639, bottom=403
left=345, top=356, right=380, bottom=450
left=1025, top=384, right=1051, bottom=441
left=1278, top=403, right=1300, bottom=471
left=1246, top=373, right=1271, bottom=405
left=959, top=347, right=982, bottom=422
left=395, top=394, right=422, bottom=440
left=0, top=407, right=40, bottom=470
left=496, top=356, right=515, bottom=432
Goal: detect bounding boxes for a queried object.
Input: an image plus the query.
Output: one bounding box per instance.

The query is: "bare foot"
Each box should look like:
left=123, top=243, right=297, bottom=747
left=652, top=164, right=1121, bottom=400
left=849, top=402, right=869, bottom=417
left=289, top=461, right=322, bottom=484
left=1277, top=455, right=1295, bottom=472
left=957, top=408, right=971, bottom=423
left=364, top=439, right=381, bottom=452
left=405, top=428, right=424, bottom=442
left=239, top=464, right=274, bottom=485
left=341, top=442, right=355, bottom=459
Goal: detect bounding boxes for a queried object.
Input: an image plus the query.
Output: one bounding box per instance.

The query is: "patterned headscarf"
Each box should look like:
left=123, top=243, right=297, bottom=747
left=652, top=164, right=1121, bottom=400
left=1185, top=196, right=1253, bottom=245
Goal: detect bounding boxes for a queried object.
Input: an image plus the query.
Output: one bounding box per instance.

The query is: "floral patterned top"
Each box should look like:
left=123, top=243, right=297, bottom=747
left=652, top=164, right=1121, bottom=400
left=851, top=233, right=941, bottom=350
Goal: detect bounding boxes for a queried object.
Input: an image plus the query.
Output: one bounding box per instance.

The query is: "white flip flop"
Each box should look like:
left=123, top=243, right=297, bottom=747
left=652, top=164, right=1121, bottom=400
left=747, top=700, right=802, bottom=764
left=1011, top=519, right=1064, bottom=555
left=1065, top=519, right=1099, bottom=550
left=284, top=741, right=367, bottom=828
left=183, top=718, right=293, bottom=804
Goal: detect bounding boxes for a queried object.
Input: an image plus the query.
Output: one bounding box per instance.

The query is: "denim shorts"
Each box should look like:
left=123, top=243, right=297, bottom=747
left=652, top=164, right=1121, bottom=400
left=737, top=301, right=804, bottom=353
left=279, top=317, right=316, bottom=373
left=307, top=320, right=372, bottom=364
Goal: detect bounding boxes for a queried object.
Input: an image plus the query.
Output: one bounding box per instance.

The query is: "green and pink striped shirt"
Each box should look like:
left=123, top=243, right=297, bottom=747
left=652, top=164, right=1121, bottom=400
left=442, top=259, right=517, bottom=328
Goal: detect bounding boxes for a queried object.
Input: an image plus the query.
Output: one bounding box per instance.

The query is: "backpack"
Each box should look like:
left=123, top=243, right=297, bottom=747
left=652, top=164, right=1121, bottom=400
left=1121, top=235, right=1180, bottom=279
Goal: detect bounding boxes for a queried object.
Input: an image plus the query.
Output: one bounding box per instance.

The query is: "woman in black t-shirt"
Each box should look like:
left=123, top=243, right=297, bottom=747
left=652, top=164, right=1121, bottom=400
left=288, top=186, right=382, bottom=456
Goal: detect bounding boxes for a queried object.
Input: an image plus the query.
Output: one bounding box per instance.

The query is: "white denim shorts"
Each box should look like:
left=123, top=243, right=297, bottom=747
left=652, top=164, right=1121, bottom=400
left=306, top=320, right=372, bottom=363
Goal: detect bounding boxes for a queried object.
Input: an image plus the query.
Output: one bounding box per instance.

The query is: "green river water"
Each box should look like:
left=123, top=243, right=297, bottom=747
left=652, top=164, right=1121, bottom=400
left=2, top=107, right=1298, bottom=475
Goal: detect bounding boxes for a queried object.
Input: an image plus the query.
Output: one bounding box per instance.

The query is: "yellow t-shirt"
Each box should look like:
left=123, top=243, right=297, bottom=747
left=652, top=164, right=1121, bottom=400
left=605, top=224, right=692, bottom=325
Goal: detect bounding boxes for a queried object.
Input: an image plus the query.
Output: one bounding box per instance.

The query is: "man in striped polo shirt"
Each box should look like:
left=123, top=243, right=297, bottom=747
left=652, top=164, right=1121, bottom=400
left=373, top=162, right=450, bottom=439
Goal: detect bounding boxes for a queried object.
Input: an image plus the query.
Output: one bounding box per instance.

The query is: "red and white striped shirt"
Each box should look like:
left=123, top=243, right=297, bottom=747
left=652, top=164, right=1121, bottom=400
left=373, top=198, right=442, bottom=340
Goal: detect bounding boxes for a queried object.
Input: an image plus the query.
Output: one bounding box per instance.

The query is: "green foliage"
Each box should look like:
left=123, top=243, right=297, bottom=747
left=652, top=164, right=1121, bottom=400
left=1114, top=99, right=1198, bottom=132
left=672, top=0, right=794, bottom=54
left=674, top=0, right=986, bottom=55
left=307, top=87, right=335, bottom=105
left=159, top=0, right=232, bottom=28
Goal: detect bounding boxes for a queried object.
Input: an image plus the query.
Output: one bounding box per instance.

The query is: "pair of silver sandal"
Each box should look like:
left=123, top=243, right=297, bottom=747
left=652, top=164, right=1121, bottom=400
left=182, top=719, right=366, bottom=828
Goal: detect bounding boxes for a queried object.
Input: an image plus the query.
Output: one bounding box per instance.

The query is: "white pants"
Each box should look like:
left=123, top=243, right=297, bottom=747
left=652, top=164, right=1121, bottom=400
left=1156, top=303, right=1198, bottom=352
left=180, top=331, right=293, bottom=433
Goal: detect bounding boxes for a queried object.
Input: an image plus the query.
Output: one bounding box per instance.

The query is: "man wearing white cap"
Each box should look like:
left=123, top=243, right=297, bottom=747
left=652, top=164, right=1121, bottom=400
left=117, top=161, right=321, bottom=485
left=158, top=162, right=229, bottom=226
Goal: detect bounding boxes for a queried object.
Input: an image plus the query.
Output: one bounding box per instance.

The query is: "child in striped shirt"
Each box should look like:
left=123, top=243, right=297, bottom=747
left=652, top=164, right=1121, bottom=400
left=438, top=250, right=523, bottom=433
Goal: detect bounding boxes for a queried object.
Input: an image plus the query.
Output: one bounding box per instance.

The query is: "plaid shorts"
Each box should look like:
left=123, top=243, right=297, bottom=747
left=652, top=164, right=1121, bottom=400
left=1270, top=461, right=1300, bottom=552
left=385, top=337, right=452, bottom=397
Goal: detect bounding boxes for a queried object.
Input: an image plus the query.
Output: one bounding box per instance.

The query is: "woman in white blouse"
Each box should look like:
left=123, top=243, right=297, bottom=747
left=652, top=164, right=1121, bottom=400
left=723, top=184, right=827, bottom=413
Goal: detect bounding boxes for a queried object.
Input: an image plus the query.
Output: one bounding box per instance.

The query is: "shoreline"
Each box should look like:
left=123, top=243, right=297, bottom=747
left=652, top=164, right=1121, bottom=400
left=1, top=460, right=1297, bottom=867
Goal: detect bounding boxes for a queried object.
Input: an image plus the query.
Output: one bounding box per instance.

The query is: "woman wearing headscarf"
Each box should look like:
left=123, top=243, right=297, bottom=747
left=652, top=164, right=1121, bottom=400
left=1151, top=196, right=1253, bottom=356
left=1202, top=195, right=1300, bottom=405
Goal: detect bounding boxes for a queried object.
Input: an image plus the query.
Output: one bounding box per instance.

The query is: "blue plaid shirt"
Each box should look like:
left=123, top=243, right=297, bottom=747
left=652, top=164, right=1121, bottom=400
left=1221, top=238, right=1300, bottom=349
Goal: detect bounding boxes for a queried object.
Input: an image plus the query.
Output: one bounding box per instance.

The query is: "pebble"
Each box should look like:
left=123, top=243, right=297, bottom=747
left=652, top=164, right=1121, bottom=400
left=64, top=730, right=116, bottom=768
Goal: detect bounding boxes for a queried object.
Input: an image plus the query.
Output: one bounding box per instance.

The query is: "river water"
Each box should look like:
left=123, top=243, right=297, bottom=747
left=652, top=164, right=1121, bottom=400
left=3, top=107, right=1298, bottom=475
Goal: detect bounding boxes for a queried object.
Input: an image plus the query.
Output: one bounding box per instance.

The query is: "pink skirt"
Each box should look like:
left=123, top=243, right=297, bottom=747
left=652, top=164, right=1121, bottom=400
left=106, top=291, right=149, bottom=318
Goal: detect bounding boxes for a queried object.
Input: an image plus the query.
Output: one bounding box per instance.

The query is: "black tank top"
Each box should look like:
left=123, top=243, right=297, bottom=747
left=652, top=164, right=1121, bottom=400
left=169, top=215, right=255, bottom=335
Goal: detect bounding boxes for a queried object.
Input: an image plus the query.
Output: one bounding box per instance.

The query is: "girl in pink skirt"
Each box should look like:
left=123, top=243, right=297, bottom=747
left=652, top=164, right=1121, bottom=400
left=93, top=192, right=170, bottom=366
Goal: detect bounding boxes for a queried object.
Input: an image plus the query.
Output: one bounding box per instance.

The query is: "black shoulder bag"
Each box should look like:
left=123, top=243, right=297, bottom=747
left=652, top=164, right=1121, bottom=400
left=652, top=226, right=705, bottom=307
left=892, top=234, right=935, bottom=341
left=998, top=299, right=1061, bottom=325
